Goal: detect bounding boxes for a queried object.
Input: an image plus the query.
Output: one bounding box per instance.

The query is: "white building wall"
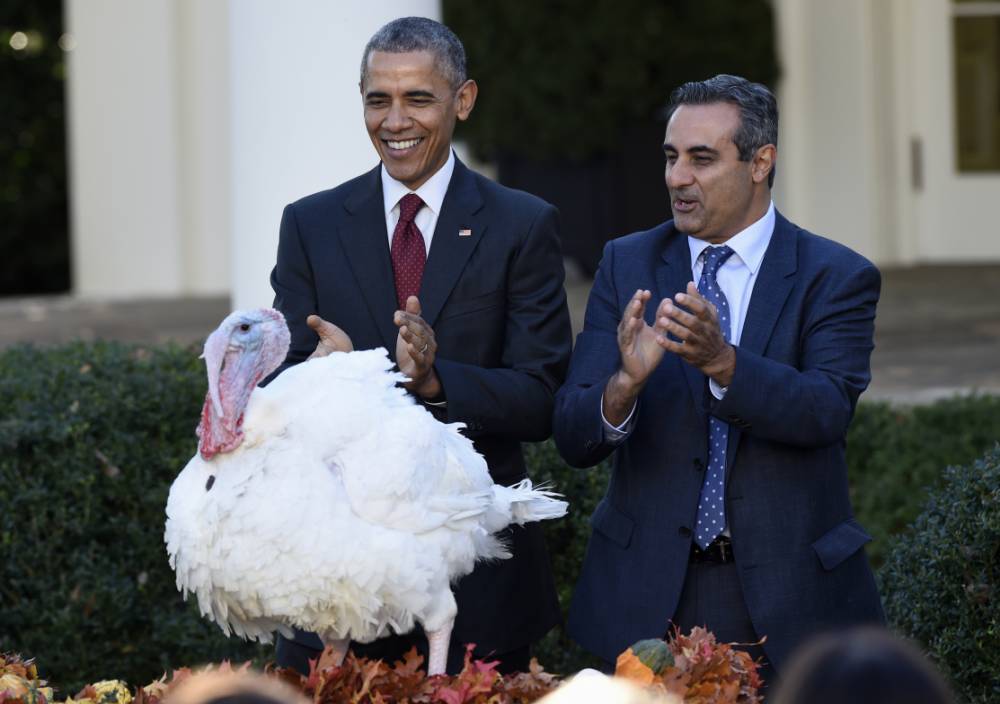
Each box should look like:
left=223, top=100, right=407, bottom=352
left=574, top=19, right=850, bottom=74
left=66, top=0, right=185, bottom=296
left=176, top=0, right=232, bottom=295
left=66, top=0, right=439, bottom=304
left=229, top=0, right=439, bottom=310
left=773, top=0, right=893, bottom=264
left=775, top=0, right=1000, bottom=266
left=66, top=0, right=1000, bottom=300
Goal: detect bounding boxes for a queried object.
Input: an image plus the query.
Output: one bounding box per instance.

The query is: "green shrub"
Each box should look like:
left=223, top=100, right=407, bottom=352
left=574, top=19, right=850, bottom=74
left=3, top=340, right=999, bottom=686
left=879, top=445, right=1000, bottom=704
left=0, top=342, right=267, bottom=693
left=527, top=441, right=609, bottom=674
left=846, top=396, right=1000, bottom=567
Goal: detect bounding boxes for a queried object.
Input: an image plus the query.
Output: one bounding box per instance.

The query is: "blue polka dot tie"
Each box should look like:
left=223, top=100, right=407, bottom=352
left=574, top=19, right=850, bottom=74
left=694, top=245, right=736, bottom=549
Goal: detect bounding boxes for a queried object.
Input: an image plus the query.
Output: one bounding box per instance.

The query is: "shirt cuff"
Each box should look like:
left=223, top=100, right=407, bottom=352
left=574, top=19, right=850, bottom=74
left=601, top=394, right=637, bottom=444
left=709, top=378, right=728, bottom=400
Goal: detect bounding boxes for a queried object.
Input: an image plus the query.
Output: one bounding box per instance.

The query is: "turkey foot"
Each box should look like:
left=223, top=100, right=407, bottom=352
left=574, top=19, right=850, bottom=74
left=320, top=637, right=350, bottom=667
left=426, top=620, right=454, bottom=676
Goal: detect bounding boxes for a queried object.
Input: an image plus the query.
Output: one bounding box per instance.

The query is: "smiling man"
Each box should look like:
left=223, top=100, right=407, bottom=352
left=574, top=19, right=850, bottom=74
left=553, top=75, right=885, bottom=685
left=267, top=17, right=572, bottom=675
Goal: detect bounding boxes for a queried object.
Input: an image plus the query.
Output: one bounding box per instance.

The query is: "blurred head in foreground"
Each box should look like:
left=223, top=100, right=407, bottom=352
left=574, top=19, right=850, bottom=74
left=164, top=671, right=309, bottom=704
left=772, top=627, right=954, bottom=704
left=537, top=669, right=680, bottom=704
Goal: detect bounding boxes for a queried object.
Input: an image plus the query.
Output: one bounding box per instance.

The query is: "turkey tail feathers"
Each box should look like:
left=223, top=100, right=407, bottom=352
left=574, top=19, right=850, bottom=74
left=493, top=479, right=568, bottom=525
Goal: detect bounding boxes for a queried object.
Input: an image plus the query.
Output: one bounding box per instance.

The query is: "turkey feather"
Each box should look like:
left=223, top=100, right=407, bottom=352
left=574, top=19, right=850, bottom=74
left=165, top=309, right=567, bottom=661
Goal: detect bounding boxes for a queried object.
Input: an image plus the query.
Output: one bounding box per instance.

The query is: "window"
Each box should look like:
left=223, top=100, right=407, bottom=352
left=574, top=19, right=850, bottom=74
left=954, top=1, right=1000, bottom=171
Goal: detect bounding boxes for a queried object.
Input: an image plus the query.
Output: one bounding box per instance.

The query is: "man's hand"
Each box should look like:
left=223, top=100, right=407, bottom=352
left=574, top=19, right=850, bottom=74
left=658, top=281, right=736, bottom=386
left=602, top=290, right=671, bottom=425
left=394, top=296, right=442, bottom=399
left=307, top=315, right=354, bottom=359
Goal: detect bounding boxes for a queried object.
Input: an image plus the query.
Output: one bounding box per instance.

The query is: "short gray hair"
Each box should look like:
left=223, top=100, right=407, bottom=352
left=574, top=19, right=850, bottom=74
left=666, top=74, right=779, bottom=187
left=360, top=17, right=467, bottom=90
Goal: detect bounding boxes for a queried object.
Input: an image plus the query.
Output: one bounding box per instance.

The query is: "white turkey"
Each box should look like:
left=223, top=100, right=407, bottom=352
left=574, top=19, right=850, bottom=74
left=164, top=308, right=567, bottom=674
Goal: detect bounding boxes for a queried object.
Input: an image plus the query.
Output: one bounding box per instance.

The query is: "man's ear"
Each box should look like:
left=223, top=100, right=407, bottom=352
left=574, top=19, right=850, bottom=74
left=752, top=144, right=776, bottom=185
left=455, top=79, right=478, bottom=122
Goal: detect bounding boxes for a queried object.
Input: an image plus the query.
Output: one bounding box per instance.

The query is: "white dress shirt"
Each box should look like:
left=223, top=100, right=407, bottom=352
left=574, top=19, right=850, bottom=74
left=603, top=201, right=776, bottom=440
left=381, top=149, right=455, bottom=253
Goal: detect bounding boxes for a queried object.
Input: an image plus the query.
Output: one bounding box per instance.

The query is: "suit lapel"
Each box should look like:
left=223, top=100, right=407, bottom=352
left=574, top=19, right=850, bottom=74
left=654, top=228, right=704, bottom=411
left=734, top=211, right=798, bottom=356
left=340, top=165, right=400, bottom=351
left=725, top=211, right=798, bottom=470
left=419, top=159, right=488, bottom=327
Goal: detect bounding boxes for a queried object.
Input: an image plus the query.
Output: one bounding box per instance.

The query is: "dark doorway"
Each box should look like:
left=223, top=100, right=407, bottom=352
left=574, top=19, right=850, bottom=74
left=1, top=0, right=71, bottom=295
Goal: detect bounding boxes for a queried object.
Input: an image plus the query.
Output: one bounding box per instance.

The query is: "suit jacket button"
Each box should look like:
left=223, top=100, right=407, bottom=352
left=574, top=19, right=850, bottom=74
left=693, top=458, right=704, bottom=472
left=585, top=440, right=595, bottom=451
left=678, top=526, right=692, bottom=537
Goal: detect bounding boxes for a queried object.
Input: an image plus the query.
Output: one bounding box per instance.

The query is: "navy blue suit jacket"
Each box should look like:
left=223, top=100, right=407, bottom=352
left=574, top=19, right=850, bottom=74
left=270, top=158, right=573, bottom=655
left=552, top=212, right=885, bottom=671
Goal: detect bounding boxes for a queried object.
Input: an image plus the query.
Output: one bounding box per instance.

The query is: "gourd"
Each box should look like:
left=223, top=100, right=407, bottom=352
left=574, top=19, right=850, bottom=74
left=629, top=638, right=674, bottom=674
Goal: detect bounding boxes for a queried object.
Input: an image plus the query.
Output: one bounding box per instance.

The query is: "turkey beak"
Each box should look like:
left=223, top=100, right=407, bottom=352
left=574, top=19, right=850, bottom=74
left=201, top=326, right=229, bottom=418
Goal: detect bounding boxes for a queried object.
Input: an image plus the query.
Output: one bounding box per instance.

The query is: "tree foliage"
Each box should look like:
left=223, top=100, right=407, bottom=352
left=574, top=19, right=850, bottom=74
left=443, top=0, right=779, bottom=162
left=0, top=0, right=70, bottom=294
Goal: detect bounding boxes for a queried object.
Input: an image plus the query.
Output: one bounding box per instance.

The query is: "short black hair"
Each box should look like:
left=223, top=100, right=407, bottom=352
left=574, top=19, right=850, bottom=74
left=666, top=74, right=778, bottom=187
left=360, top=17, right=467, bottom=90
left=772, top=627, right=954, bottom=704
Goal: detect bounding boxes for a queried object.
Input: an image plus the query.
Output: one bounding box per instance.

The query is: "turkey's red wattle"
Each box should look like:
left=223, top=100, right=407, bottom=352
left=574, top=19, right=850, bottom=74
left=196, top=391, right=244, bottom=460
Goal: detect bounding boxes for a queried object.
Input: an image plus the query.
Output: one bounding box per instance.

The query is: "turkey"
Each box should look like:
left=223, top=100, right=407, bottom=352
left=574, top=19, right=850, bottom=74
left=164, top=308, right=567, bottom=674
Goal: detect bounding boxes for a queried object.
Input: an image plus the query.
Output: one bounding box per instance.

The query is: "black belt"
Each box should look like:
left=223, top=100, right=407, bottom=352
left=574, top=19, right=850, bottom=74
left=689, top=536, right=734, bottom=564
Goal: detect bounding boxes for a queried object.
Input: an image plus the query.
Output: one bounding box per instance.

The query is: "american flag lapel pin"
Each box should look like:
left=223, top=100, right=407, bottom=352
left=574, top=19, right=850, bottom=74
left=458, top=227, right=472, bottom=237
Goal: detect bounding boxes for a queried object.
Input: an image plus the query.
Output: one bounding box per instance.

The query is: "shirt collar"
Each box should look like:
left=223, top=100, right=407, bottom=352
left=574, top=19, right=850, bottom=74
left=688, top=200, right=775, bottom=275
left=381, top=149, right=455, bottom=219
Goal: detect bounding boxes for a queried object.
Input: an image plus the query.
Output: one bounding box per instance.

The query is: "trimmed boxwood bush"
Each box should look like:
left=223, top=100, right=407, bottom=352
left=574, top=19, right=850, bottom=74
left=0, top=342, right=267, bottom=693
left=879, top=446, right=1000, bottom=704
left=847, top=396, right=1000, bottom=567
left=2, top=340, right=999, bottom=686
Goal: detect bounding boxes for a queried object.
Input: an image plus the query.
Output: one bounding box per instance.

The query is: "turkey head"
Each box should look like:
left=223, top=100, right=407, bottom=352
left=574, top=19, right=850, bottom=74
left=196, top=308, right=290, bottom=459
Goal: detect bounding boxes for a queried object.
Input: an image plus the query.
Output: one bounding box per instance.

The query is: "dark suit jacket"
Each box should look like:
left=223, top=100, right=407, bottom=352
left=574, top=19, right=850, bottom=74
left=552, top=212, right=885, bottom=671
left=269, top=157, right=573, bottom=656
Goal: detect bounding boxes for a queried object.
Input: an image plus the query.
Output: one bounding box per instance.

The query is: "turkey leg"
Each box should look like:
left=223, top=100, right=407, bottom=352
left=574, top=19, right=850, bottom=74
left=321, top=637, right=351, bottom=667
left=426, top=619, right=454, bottom=676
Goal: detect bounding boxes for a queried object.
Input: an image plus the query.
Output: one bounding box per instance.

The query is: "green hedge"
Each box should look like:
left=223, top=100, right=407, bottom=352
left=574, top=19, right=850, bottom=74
left=846, top=396, right=1000, bottom=567
left=879, top=446, right=1000, bottom=704
left=0, top=342, right=267, bottom=694
left=2, top=341, right=999, bottom=688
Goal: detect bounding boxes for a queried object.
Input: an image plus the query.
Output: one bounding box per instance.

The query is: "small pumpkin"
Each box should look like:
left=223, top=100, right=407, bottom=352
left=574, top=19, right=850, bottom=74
left=630, top=638, right=674, bottom=674
left=615, top=638, right=675, bottom=684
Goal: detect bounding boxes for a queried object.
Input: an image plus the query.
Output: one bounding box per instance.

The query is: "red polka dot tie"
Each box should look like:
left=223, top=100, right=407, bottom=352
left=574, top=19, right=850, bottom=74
left=390, top=193, right=426, bottom=309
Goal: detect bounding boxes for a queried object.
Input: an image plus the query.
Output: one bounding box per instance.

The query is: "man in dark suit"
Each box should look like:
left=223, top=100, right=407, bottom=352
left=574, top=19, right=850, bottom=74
left=268, top=17, right=572, bottom=675
left=552, top=75, right=884, bottom=682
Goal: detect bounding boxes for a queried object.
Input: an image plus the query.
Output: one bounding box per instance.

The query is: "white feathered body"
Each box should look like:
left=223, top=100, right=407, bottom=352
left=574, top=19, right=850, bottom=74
left=165, top=349, right=564, bottom=645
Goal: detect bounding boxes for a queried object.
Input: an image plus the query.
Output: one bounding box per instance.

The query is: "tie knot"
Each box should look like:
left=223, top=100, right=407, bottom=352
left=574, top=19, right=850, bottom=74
left=702, top=245, right=735, bottom=277
left=398, top=193, right=424, bottom=224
